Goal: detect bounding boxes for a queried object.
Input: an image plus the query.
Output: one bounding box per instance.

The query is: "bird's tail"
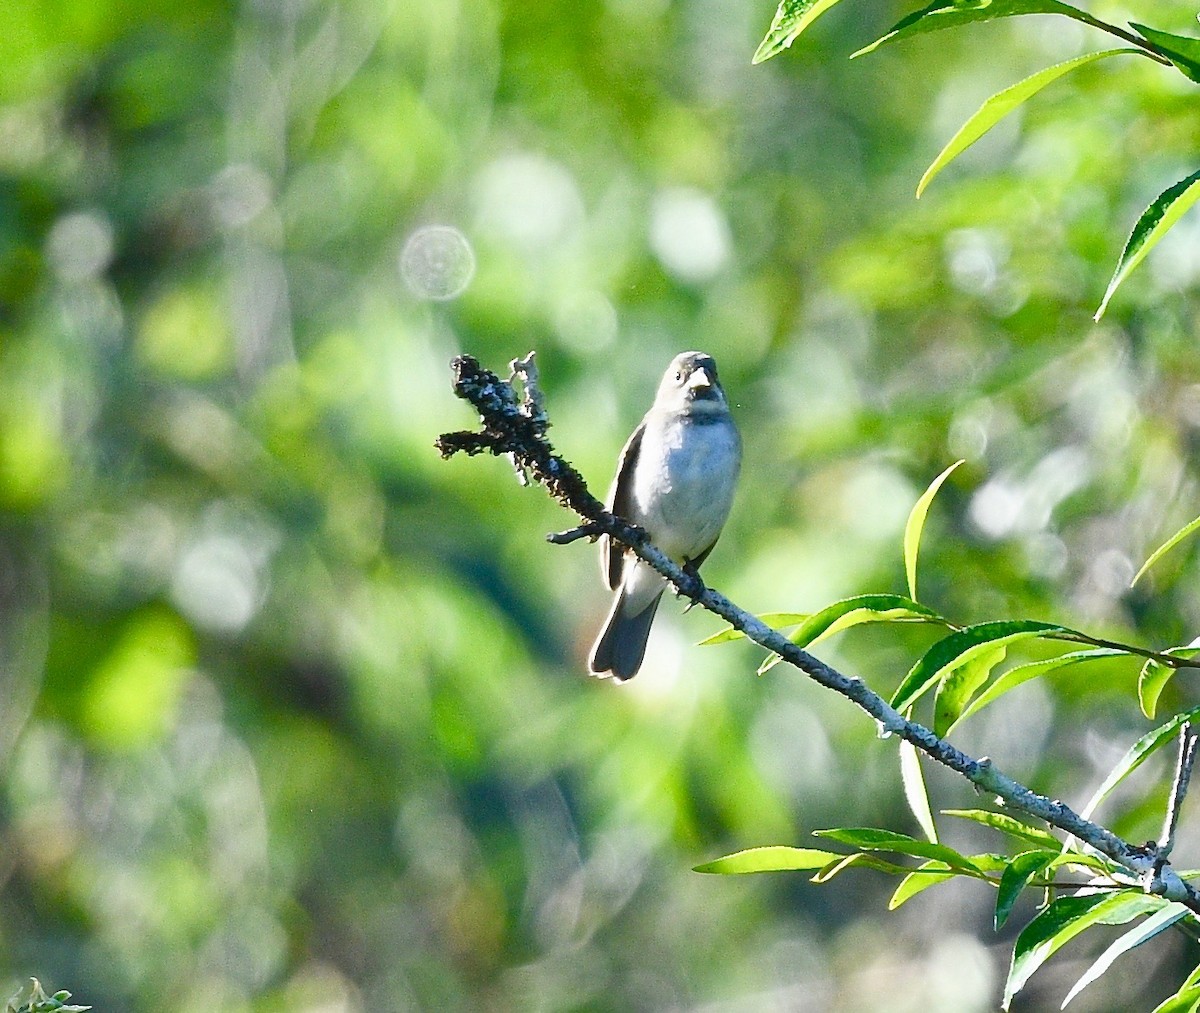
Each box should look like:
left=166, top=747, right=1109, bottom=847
left=588, top=585, right=664, bottom=680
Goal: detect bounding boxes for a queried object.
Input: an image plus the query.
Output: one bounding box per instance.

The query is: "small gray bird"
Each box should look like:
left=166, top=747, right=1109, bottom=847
left=589, top=351, right=741, bottom=680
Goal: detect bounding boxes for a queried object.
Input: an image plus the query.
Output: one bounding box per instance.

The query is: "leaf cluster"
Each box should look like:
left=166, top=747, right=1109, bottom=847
left=753, top=0, right=1200, bottom=319
left=700, top=463, right=1200, bottom=1008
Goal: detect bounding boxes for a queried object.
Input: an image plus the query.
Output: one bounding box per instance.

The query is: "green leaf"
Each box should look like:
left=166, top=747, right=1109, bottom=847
left=950, top=648, right=1127, bottom=732
left=941, top=808, right=1060, bottom=849
left=1150, top=983, right=1200, bottom=1013
left=916, top=50, right=1140, bottom=198
left=1003, top=892, right=1166, bottom=1009
left=1133, top=513, right=1200, bottom=588
left=904, top=460, right=963, bottom=601
left=1080, top=705, right=1200, bottom=821
left=891, top=620, right=1066, bottom=716
left=758, top=593, right=945, bottom=674
left=890, top=852, right=1010, bottom=909
left=995, top=850, right=1056, bottom=930
left=1138, top=647, right=1200, bottom=720
left=693, top=846, right=844, bottom=874
left=811, top=851, right=917, bottom=882
left=889, top=860, right=957, bottom=909
left=814, top=827, right=980, bottom=872
left=1063, top=903, right=1192, bottom=1007
left=699, top=612, right=808, bottom=646
left=1131, top=23, right=1200, bottom=84
left=900, top=738, right=938, bottom=843
left=1095, top=168, right=1200, bottom=320
left=934, top=640, right=1008, bottom=737
left=853, top=0, right=1107, bottom=60
left=752, top=0, right=849, bottom=64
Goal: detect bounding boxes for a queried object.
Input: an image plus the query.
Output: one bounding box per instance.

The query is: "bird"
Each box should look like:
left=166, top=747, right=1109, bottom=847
left=588, top=351, right=741, bottom=680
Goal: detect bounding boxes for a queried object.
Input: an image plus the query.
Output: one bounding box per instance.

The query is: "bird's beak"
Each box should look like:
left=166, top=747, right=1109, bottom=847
left=687, top=368, right=712, bottom=391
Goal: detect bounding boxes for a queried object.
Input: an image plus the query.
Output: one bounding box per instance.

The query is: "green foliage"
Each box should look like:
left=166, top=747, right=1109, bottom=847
left=915, top=50, right=1140, bottom=199
left=700, top=468, right=1200, bottom=1005
left=6, top=981, right=89, bottom=1013
left=754, top=0, right=1200, bottom=318
left=903, top=458, right=962, bottom=599
left=1003, top=893, right=1168, bottom=1009
left=6, top=0, right=1200, bottom=1007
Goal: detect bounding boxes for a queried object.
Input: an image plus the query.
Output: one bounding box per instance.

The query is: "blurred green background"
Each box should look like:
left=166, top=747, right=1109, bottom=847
left=3, top=0, right=1200, bottom=1009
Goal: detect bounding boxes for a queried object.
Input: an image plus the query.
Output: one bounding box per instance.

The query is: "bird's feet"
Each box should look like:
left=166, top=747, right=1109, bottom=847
left=678, top=560, right=705, bottom=611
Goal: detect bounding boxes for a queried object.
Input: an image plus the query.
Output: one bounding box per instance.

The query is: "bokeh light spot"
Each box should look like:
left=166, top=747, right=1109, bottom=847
left=400, top=225, right=476, bottom=301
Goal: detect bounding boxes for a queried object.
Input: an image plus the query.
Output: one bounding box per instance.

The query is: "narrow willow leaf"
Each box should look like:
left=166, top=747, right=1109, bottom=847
left=1080, top=705, right=1200, bottom=820
left=693, top=846, right=843, bottom=874
left=1131, top=24, right=1200, bottom=84
left=758, top=593, right=945, bottom=674
left=890, top=852, right=1010, bottom=910
left=814, top=827, right=980, bottom=871
left=1150, top=984, right=1200, bottom=1013
left=1003, top=892, right=1164, bottom=1009
left=916, top=50, right=1140, bottom=198
left=995, top=850, right=1057, bottom=930
left=1139, top=659, right=1173, bottom=721
left=699, top=612, right=808, bottom=646
left=1063, top=903, right=1192, bottom=1007
left=1139, top=643, right=1200, bottom=718
left=753, top=0, right=848, bottom=64
left=935, top=641, right=1007, bottom=737
left=853, top=0, right=1104, bottom=60
left=811, top=851, right=916, bottom=882
left=1132, top=513, right=1200, bottom=588
left=904, top=460, right=963, bottom=601
left=950, top=649, right=1126, bottom=732
left=889, top=860, right=956, bottom=909
left=1095, top=169, right=1200, bottom=320
left=891, top=620, right=1065, bottom=715
left=942, top=809, right=1060, bottom=849
left=900, top=738, right=938, bottom=843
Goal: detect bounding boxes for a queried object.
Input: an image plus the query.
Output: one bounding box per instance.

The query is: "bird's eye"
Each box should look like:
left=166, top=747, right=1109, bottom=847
left=674, top=371, right=684, bottom=383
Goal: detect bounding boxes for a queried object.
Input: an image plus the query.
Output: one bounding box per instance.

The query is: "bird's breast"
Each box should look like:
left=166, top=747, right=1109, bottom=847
left=630, top=414, right=740, bottom=561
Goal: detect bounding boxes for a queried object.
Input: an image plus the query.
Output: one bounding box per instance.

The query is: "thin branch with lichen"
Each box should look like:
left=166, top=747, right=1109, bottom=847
left=436, top=352, right=1200, bottom=914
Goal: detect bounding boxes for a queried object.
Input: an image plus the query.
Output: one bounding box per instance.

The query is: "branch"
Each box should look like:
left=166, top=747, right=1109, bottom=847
left=437, top=352, right=1200, bottom=914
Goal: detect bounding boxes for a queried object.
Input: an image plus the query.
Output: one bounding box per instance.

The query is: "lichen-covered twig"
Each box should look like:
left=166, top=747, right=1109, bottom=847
left=436, top=352, right=1200, bottom=913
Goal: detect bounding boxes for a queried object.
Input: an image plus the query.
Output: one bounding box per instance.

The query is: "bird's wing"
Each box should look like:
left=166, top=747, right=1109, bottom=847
left=602, top=420, right=645, bottom=591
left=687, top=537, right=719, bottom=571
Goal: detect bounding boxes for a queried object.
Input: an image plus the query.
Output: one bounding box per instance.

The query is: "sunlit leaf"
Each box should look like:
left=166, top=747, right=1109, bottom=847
left=1138, top=651, right=1200, bottom=721
left=1130, top=23, right=1200, bottom=84
left=752, top=0, right=849, bottom=64
left=891, top=620, right=1066, bottom=716
left=694, top=846, right=843, bottom=874
left=1095, top=168, right=1200, bottom=320
left=890, top=852, right=1009, bottom=909
left=814, top=827, right=980, bottom=871
left=699, top=612, right=809, bottom=646
left=853, top=0, right=1108, bottom=59
left=950, top=649, right=1127, bottom=732
left=904, top=460, right=963, bottom=601
left=1080, top=705, right=1200, bottom=821
left=758, top=594, right=946, bottom=673
left=934, top=641, right=1007, bottom=737
left=1132, top=513, right=1200, bottom=588
left=942, top=809, right=1060, bottom=849
left=1063, top=903, right=1192, bottom=1007
left=1150, top=983, right=1200, bottom=1013
left=811, top=851, right=916, bottom=882
left=889, top=860, right=957, bottom=909
left=900, top=738, right=938, bottom=843
left=916, top=50, right=1140, bottom=198
left=1003, top=892, right=1165, bottom=1009
left=995, top=850, right=1056, bottom=930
